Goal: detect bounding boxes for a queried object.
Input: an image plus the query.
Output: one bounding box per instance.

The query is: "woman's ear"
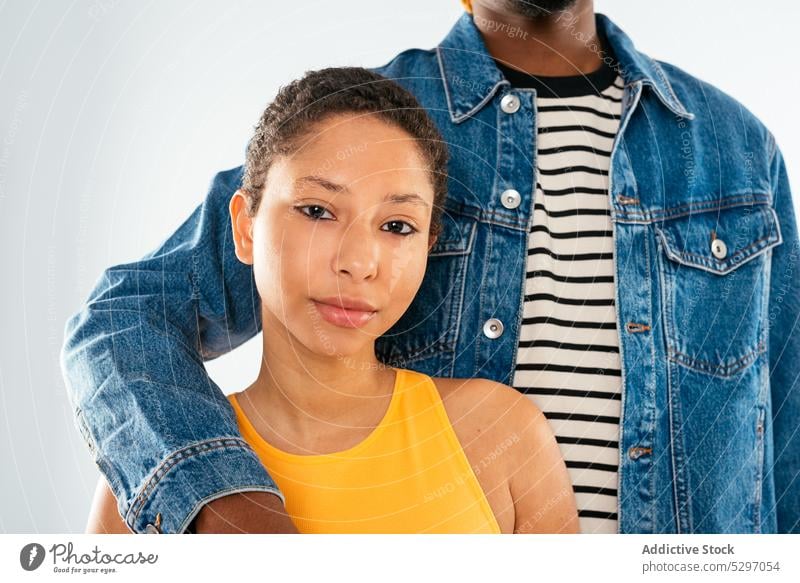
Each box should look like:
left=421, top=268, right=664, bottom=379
left=427, top=233, right=438, bottom=253
left=230, top=190, right=255, bottom=265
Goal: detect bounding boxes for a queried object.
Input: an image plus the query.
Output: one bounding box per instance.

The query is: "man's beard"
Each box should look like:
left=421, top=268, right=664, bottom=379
left=499, top=0, right=579, bottom=19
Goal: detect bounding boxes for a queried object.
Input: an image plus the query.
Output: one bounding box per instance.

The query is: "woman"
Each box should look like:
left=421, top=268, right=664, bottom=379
left=86, top=67, right=578, bottom=534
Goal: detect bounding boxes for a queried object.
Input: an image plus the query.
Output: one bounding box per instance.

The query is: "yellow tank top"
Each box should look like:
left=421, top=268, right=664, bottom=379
left=227, top=368, right=501, bottom=533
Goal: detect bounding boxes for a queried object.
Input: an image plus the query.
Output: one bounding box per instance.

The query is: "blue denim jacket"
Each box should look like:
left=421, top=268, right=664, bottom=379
left=61, top=12, right=799, bottom=534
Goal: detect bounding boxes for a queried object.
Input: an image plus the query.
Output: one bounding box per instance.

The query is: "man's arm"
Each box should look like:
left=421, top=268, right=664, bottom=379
left=767, top=139, right=800, bottom=534
left=62, top=166, right=294, bottom=533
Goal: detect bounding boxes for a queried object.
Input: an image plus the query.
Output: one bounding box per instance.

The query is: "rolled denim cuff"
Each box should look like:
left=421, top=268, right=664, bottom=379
left=125, top=437, right=285, bottom=534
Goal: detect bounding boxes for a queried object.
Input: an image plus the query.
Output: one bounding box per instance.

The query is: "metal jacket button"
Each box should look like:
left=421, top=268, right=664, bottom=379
left=483, top=318, right=504, bottom=339
left=628, top=446, right=652, bottom=460
left=500, top=94, right=520, bottom=114
left=500, top=188, right=521, bottom=209
left=145, top=513, right=163, bottom=534
left=711, top=238, right=728, bottom=259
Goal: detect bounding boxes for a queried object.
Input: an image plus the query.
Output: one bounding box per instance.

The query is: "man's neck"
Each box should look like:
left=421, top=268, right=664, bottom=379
left=472, top=0, right=601, bottom=76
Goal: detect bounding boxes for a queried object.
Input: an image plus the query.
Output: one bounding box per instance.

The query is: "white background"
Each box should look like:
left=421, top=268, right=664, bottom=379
left=0, top=0, right=797, bottom=533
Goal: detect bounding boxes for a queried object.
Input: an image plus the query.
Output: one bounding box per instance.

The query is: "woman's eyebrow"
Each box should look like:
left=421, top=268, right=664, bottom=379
left=295, top=175, right=429, bottom=208
left=384, top=193, right=429, bottom=209
left=295, top=175, right=346, bottom=193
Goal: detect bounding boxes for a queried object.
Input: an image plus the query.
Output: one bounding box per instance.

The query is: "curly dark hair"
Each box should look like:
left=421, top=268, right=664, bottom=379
left=241, top=67, right=448, bottom=238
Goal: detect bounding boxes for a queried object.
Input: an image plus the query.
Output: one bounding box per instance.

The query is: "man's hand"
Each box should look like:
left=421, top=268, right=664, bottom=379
left=191, top=492, right=298, bottom=533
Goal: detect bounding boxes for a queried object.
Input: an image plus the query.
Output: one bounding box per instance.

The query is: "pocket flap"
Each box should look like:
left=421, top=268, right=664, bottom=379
left=429, top=210, right=477, bottom=257
left=654, top=203, right=782, bottom=275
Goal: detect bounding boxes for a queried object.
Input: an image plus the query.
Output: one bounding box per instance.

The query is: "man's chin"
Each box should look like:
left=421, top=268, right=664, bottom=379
left=499, top=0, right=579, bottom=19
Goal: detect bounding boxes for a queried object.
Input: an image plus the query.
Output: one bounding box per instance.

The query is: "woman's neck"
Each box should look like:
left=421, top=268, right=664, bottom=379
left=239, top=316, right=397, bottom=447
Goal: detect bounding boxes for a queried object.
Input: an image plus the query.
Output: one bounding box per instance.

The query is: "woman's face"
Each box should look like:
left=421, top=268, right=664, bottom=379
left=230, top=113, right=438, bottom=360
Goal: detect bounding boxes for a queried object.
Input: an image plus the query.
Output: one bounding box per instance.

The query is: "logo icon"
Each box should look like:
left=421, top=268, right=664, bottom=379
left=20, top=543, right=46, bottom=571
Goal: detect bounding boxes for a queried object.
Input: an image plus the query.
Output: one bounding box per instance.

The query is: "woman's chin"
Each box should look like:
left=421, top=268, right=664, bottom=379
left=300, top=334, right=377, bottom=363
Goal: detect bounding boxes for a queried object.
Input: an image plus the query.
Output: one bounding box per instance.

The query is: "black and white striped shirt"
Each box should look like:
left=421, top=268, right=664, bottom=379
left=497, top=60, right=623, bottom=534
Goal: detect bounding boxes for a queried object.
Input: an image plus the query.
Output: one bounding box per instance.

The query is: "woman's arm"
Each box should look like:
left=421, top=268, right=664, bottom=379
left=86, top=477, right=133, bottom=534
left=86, top=475, right=295, bottom=534
left=503, top=391, right=580, bottom=534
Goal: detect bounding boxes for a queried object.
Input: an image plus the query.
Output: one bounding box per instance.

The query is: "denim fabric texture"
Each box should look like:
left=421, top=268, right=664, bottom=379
left=61, top=12, right=800, bottom=533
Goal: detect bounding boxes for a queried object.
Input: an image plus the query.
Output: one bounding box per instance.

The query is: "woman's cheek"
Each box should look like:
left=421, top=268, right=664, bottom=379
left=288, top=229, right=328, bottom=284
left=387, top=241, right=428, bottom=295
left=250, top=226, right=291, bottom=302
left=252, top=256, right=282, bottom=308
left=381, top=259, right=427, bottom=329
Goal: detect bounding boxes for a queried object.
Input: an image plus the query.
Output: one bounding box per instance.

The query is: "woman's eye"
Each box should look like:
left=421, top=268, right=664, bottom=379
left=382, top=220, right=417, bottom=236
left=296, top=206, right=416, bottom=236
left=296, top=205, right=334, bottom=221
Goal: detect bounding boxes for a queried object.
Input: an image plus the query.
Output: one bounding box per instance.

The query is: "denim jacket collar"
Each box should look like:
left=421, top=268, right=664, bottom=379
left=436, top=12, right=694, bottom=123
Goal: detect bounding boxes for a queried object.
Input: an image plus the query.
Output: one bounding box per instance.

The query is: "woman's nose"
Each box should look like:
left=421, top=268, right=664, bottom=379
left=332, top=224, right=379, bottom=281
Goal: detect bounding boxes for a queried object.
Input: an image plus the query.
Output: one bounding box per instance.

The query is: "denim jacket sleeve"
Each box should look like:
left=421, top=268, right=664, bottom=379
left=60, top=166, right=284, bottom=534
left=766, top=138, right=800, bottom=534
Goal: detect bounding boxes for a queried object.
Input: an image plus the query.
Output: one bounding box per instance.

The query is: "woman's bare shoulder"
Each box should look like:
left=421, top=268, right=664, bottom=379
left=430, top=376, right=578, bottom=533
left=428, top=376, right=547, bottom=471
left=431, top=377, right=543, bottom=431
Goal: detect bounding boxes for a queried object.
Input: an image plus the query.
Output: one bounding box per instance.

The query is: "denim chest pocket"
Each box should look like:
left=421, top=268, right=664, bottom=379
left=375, top=211, right=476, bottom=373
left=654, top=203, right=783, bottom=378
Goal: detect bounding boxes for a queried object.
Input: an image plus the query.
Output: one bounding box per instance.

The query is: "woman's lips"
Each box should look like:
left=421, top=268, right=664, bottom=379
left=312, top=300, right=377, bottom=329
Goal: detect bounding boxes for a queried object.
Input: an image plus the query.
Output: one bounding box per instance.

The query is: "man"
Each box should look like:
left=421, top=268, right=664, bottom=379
left=62, top=0, right=799, bottom=533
